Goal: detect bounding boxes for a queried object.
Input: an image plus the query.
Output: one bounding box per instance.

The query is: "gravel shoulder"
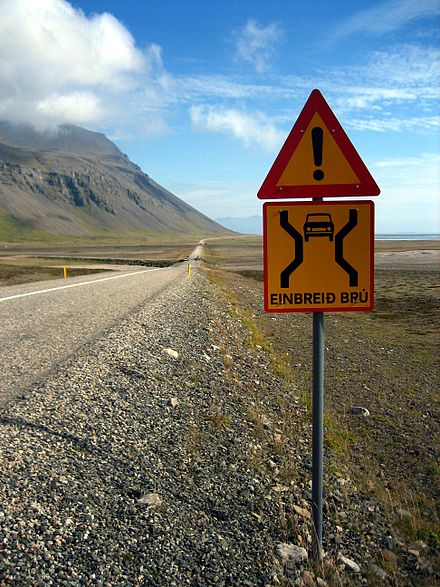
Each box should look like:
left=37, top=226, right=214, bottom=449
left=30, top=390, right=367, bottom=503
left=0, top=262, right=438, bottom=586
left=1, top=268, right=289, bottom=586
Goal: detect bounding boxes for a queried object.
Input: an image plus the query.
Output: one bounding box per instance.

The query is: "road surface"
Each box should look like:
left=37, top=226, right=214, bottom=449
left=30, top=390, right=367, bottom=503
left=0, top=262, right=189, bottom=406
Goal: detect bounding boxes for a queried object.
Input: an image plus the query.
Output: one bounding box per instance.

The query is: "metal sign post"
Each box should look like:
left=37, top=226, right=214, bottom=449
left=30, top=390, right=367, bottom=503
left=312, top=192, right=324, bottom=561
left=312, top=311, right=324, bottom=559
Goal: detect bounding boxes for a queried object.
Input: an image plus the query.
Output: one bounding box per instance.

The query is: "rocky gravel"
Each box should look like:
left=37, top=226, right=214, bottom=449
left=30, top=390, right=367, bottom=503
left=0, top=268, right=438, bottom=586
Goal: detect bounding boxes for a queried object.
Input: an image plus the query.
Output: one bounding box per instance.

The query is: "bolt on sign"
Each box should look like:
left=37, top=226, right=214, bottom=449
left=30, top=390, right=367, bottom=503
left=263, top=201, right=374, bottom=312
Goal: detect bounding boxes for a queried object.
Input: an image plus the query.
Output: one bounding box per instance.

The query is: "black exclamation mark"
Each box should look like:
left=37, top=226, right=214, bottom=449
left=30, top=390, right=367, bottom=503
left=312, top=127, right=324, bottom=181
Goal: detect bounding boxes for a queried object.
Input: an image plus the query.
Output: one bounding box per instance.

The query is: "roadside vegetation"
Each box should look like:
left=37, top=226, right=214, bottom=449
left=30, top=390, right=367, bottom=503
left=203, top=236, right=439, bottom=583
left=0, top=260, right=111, bottom=286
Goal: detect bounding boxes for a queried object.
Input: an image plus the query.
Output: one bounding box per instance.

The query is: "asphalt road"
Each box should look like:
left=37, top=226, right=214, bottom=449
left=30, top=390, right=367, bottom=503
left=0, top=262, right=189, bottom=407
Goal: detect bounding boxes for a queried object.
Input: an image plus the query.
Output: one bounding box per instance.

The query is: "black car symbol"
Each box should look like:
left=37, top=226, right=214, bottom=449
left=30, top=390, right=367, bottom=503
left=303, top=213, right=334, bottom=242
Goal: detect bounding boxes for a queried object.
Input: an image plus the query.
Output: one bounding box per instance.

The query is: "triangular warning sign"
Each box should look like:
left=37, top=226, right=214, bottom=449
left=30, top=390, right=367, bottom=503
left=258, top=89, right=380, bottom=199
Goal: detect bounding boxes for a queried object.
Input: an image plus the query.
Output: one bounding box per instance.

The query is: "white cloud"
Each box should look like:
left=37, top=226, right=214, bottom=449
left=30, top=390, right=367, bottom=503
left=35, top=92, right=104, bottom=125
left=0, top=0, right=169, bottom=129
left=374, top=153, right=440, bottom=187
left=347, top=116, right=440, bottom=133
left=374, top=153, right=440, bottom=232
left=173, top=76, right=301, bottom=126
left=169, top=180, right=261, bottom=219
left=334, top=0, right=440, bottom=38
left=310, top=44, right=439, bottom=108
left=329, top=45, right=440, bottom=131
left=365, top=44, right=440, bottom=87
left=234, top=19, right=282, bottom=72
left=189, top=105, right=285, bottom=151
left=281, top=44, right=440, bottom=135
left=175, top=75, right=283, bottom=101
left=331, top=87, right=420, bottom=114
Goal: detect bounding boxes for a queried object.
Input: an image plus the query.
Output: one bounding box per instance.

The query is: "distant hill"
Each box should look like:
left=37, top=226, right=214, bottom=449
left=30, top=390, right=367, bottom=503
left=0, top=121, right=228, bottom=242
left=215, top=215, right=262, bottom=235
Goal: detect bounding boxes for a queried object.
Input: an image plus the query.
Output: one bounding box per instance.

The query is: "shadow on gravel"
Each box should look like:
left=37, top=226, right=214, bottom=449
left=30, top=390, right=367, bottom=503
left=0, top=415, right=108, bottom=458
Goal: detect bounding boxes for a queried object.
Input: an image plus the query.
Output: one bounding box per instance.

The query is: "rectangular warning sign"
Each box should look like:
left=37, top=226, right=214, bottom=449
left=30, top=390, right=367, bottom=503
left=263, top=201, right=374, bottom=312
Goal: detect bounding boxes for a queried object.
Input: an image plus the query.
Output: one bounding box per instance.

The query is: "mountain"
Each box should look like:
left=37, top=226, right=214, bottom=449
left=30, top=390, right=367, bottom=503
left=0, top=121, right=228, bottom=242
left=215, top=215, right=262, bottom=235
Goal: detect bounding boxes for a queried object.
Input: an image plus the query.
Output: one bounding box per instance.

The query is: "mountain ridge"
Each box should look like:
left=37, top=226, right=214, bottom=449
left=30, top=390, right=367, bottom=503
left=0, top=121, right=122, bottom=156
left=0, top=122, right=228, bottom=242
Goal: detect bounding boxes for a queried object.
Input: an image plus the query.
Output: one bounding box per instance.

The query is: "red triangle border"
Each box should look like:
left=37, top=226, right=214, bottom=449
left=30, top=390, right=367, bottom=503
left=257, top=89, right=380, bottom=199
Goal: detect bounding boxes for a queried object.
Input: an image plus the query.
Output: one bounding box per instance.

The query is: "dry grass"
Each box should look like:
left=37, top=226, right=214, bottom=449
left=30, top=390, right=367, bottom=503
left=0, top=238, right=199, bottom=262
left=204, top=237, right=439, bottom=583
left=0, top=262, right=111, bottom=287
left=203, top=235, right=263, bottom=268
left=0, top=239, right=200, bottom=287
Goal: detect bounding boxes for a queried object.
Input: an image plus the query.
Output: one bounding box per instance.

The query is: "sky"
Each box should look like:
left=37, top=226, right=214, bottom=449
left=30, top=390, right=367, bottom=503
left=0, top=0, right=439, bottom=234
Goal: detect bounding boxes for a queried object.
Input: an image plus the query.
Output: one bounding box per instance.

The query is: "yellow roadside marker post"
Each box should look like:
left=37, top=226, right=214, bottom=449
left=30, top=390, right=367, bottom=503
left=187, top=263, right=191, bottom=278
left=63, top=266, right=68, bottom=279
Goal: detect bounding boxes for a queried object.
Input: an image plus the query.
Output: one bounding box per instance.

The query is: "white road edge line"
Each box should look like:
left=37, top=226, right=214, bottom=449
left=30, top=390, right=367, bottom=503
left=0, top=268, right=162, bottom=303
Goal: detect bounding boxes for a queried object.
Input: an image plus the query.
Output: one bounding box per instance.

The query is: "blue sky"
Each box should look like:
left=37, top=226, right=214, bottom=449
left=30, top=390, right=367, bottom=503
left=1, top=0, right=439, bottom=233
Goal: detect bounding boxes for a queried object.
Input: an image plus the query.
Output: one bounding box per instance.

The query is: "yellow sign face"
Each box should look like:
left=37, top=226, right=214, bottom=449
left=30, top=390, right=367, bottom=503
left=277, top=113, right=360, bottom=187
left=263, top=201, right=374, bottom=312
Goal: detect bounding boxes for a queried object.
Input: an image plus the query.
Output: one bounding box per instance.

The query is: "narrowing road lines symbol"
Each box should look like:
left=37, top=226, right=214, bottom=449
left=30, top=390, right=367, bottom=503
left=280, top=210, right=303, bottom=288
left=335, top=209, right=358, bottom=287
left=280, top=208, right=359, bottom=288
